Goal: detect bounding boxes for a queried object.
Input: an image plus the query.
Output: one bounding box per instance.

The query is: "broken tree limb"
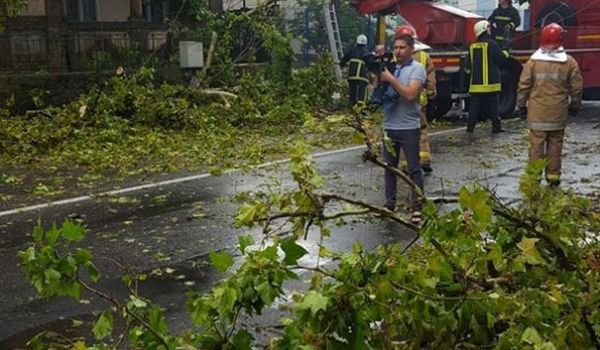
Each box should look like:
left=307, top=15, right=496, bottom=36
left=200, top=31, right=218, bottom=80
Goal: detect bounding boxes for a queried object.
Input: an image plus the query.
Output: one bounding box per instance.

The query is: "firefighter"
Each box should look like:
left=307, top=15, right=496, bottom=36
left=395, top=25, right=437, bottom=174
left=340, top=34, right=370, bottom=107
left=488, top=0, right=521, bottom=49
left=516, top=23, right=583, bottom=187
left=466, top=20, right=509, bottom=134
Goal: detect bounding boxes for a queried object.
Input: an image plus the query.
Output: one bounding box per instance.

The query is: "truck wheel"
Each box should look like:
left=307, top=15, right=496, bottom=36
left=498, top=70, right=517, bottom=118
left=428, top=98, right=453, bottom=121
left=536, top=2, right=577, bottom=28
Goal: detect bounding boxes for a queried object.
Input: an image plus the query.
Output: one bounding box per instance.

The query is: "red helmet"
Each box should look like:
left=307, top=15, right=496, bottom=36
left=395, top=25, right=417, bottom=40
left=541, top=23, right=564, bottom=50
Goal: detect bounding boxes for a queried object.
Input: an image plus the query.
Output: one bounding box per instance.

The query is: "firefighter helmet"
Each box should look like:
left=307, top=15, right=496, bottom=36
left=474, top=20, right=490, bottom=38
left=540, top=23, right=564, bottom=50
left=356, top=34, right=368, bottom=45
left=395, top=25, right=417, bottom=40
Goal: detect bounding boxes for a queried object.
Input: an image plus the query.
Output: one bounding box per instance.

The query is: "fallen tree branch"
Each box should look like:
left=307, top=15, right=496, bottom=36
left=200, top=31, right=218, bottom=80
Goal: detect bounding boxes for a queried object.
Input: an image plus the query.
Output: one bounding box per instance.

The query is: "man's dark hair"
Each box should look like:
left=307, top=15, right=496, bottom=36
left=395, top=34, right=415, bottom=49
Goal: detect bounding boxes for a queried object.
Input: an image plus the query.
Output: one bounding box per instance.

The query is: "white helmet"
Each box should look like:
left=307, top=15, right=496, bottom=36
left=474, top=20, right=490, bottom=38
left=356, top=34, right=368, bottom=45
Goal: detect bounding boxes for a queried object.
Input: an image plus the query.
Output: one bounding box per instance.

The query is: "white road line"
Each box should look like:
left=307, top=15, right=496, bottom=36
left=0, top=126, right=466, bottom=218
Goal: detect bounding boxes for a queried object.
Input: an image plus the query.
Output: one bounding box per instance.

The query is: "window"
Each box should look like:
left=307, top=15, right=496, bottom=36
left=143, top=1, right=168, bottom=22
left=10, top=33, right=47, bottom=56
left=65, top=0, right=97, bottom=21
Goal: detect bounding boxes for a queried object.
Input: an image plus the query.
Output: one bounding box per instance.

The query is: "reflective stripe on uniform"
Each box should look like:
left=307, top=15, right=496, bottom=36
left=534, top=72, right=568, bottom=81
left=528, top=121, right=566, bottom=130
left=469, top=42, right=502, bottom=93
left=494, top=15, right=512, bottom=21
left=470, top=83, right=501, bottom=92
left=469, top=42, right=501, bottom=93
left=419, top=151, right=431, bottom=160
left=348, top=76, right=369, bottom=83
left=546, top=173, right=561, bottom=181
left=348, top=58, right=367, bottom=82
left=418, top=51, right=428, bottom=106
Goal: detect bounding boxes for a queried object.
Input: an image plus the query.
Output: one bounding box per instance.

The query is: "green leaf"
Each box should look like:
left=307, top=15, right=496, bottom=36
left=296, top=291, right=328, bottom=315
left=86, top=262, right=100, bottom=283
left=238, top=234, right=254, bottom=255
left=521, top=326, right=543, bottom=346
left=383, top=133, right=396, bottom=158
left=148, top=304, right=168, bottom=333
left=129, top=295, right=148, bottom=309
left=235, top=203, right=258, bottom=228
left=73, top=249, right=92, bottom=264
left=92, top=310, right=113, bottom=340
left=61, top=220, right=85, bottom=242
left=231, top=329, right=253, bottom=349
left=209, top=251, right=234, bottom=272
left=258, top=246, right=279, bottom=260
left=518, top=237, right=545, bottom=265
left=33, top=223, right=44, bottom=242
left=45, top=225, right=60, bottom=245
left=255, top=280, right=279, bottom=304
left=220, top=286, right=238, bottom=313
left=44, top=268, right=61, bottom=282
left=281, top=237, right=308, bottom=265
left=19, top=246, right=36, bottom=263
left=458, top=187, right=492, bottom=225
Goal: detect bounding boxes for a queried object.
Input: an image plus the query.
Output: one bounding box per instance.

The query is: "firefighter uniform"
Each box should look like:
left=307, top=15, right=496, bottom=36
left=517, top=49, right=583, bottom=186
left=400, top=48, right=437, bottom=172
left=466, top=28, right=509, bottom=133
left=488, top=2, right=520, bottom=48
left=340, top=43, right=370, bottom=107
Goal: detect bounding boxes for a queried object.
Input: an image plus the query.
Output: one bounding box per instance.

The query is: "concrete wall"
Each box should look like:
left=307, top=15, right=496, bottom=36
left=20, top=0, right=46, bottom=16
left=97, top=0, right=130, bottom=21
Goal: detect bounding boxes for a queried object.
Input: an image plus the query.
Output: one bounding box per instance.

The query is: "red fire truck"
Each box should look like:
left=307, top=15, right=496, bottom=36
left=352, top=0, right=600, bottom=119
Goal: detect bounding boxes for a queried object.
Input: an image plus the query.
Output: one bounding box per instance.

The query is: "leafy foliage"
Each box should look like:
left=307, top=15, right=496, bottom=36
left=18, top=140, right=600, bottom=348
left=0, top=57, right=340, bottom=177
left=288, top=0, right=368, bottom=53
left=0, top=0, right=27, bottom=32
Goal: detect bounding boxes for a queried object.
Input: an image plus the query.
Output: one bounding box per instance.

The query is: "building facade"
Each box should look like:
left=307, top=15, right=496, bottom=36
left=1, top=0, right=171, bottom=73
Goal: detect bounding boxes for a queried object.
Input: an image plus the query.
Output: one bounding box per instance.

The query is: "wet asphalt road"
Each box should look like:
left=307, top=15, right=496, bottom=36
left=0, top=105, right=599, bottom=346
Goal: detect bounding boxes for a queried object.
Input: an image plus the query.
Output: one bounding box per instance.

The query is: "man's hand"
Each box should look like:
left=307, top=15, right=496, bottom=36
left=380, top=68, right=395, bottom=84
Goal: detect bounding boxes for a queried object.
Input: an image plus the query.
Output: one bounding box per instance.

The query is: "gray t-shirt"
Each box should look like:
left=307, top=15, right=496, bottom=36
left=382, top=59, right=426, bottom=130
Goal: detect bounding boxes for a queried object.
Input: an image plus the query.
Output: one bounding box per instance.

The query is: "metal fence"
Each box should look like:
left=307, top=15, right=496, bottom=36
left=0, top=30, right=170, bottom=74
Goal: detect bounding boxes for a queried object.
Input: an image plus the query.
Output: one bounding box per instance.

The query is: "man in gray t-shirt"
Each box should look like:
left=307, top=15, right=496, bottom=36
left=379, top=34, right=426, bottom=223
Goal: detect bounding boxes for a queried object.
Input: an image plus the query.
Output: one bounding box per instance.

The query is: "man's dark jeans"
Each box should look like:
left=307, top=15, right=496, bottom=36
left=383, top=128, right=424, bottom=211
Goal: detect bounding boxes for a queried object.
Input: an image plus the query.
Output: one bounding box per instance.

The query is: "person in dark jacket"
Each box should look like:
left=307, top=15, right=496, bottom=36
left=488, top=0, right=521, bottom=49
left=340, top=34, right=370, bottom=107
left=466, top=20, right=510, bottom=134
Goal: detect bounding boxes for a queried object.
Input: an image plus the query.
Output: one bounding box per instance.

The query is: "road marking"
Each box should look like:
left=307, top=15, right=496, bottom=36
left=0, top=126, right=466, bottom=218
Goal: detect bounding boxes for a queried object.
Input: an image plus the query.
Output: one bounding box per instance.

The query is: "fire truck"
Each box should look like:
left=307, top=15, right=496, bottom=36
left=351, top=0, right=600, bottom=119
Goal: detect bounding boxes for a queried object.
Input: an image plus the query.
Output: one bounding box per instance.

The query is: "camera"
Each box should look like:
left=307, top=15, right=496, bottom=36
left=368, top=52, right=397, bottom=105
left=367, top=51, right=396, bottom=76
